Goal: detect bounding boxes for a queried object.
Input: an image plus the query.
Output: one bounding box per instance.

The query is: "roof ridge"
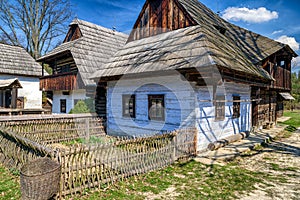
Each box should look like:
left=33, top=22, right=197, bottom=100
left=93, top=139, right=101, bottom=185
left=71, top=18, right=128, bottom=37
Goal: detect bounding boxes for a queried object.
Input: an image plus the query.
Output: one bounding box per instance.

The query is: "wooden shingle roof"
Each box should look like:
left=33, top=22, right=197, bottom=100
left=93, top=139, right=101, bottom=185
left=0, top=43, right=42, bottom=77
left=91, top=0, right=297, bottom=80
left=38, top=19, right=128, bottom=86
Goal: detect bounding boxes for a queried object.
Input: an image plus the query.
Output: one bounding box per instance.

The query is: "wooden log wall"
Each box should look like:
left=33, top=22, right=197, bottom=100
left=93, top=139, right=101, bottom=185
left=95, top=83, right=107, bottom=118
left=262, top=52, right=292, bottom=90
left=273, top=67, right=291, bottom=90
left=127, top=0, right=197, bottom=42
left=253, top=89, right=277, bottom=127
left=51, top=56, right=78, bottom=75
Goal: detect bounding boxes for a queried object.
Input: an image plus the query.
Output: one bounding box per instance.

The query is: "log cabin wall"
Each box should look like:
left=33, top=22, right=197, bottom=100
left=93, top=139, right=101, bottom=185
left=40, top=54, right=79, bottom=91
left=252, top=88, right=277, bottom=127
left=50, top=55, right=78, bottom=75
left=262, top=51, right=292, bottom=90
left=95, top=83, right=107, bottom=119
left=127, top=0, right=197, bottom=42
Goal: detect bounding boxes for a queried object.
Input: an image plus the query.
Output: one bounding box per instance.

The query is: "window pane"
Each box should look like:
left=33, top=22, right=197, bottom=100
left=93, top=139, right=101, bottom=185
left=122, top=95, right=135, bottom=118
left=148, top=95, right=165, bottom=121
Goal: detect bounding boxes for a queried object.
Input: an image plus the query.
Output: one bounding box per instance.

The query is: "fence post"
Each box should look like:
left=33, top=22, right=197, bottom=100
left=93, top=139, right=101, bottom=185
left=85, top=118, right=90, bottom=142
left=172, top=133, right=177, bottom=162
left=193, top=128, right=198, bottom=156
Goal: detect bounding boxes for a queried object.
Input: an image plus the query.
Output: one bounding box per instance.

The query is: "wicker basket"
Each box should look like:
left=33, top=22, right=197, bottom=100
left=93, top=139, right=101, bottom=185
left=20, top=157, right=61, bottom=200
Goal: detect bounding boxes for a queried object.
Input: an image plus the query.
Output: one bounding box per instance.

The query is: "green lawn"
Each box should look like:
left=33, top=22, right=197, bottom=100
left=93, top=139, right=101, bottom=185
left=0, top=160, right=284, bottom=200
left=70, top=160, right=283, bottom=200
left=0, top=166, right=20, bottom=200
left=281, top=110, right=300, bottom=128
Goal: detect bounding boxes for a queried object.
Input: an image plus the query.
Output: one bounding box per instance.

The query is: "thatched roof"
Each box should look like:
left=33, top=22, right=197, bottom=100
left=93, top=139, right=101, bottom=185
left=37, top=19, right=128, bottom=86
left=91, top=0, right=297, bottom=80
left=0, top=43, right=42, bottom=77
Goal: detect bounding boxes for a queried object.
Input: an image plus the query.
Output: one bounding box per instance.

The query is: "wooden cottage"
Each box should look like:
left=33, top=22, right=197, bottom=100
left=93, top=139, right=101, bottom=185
left=91, top=0, right=297, bottom=151
left=38, top=19, right=128, bottom=114
left=0, top=43, right=43, bottom=115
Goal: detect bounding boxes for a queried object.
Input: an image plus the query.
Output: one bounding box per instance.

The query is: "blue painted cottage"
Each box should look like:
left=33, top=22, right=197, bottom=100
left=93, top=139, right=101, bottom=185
left=91, top=0, right=297, bottom=151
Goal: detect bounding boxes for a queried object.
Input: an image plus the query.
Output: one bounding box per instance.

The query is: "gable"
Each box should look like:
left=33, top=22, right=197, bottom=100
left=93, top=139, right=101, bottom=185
left=127, top=0, right=197, bottom=42
left=63, top=24, right=83, bottom=43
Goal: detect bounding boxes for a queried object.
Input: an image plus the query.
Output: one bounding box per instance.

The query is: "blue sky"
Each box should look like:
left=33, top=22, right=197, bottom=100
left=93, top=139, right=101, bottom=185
left=71, top=0, right=300, bottom=71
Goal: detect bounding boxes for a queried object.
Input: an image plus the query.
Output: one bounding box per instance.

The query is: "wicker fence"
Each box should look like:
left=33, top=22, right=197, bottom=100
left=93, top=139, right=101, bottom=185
left=0, top=115, right=197, bottom=198
left=1, top=114, right=106, bottom=144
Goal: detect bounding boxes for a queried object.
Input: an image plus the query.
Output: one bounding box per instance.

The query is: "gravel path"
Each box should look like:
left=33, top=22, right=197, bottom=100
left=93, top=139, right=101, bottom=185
left=237, top=130, right=300, bottom=200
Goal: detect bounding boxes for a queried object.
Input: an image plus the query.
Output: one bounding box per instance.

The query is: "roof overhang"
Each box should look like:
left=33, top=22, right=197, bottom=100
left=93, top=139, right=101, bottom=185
left=0, top=78, right=22, bottom=89
left=37, top=50, right=72, bottom=63
left=279, top=92, right=295, bottom=100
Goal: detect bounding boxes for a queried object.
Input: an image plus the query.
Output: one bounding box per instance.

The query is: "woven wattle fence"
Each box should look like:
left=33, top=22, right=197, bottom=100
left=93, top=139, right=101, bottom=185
left=0, top=115, right=197, bottom=198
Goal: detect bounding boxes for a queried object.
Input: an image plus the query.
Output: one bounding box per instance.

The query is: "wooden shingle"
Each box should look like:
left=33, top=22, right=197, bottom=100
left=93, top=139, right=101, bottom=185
left=38, top=19, right=128, bottom=86
left=0, top=43, right=42, bottom=77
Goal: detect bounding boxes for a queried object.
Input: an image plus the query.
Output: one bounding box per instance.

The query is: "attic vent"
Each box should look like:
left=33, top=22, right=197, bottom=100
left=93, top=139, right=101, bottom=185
left=214, top=25, right=227, bottom=35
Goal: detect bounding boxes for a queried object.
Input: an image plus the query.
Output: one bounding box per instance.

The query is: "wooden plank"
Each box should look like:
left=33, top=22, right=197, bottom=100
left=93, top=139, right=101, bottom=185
left=179, top=9, right=185, bottom=28
left=173, top=1, right=179, bottom=30
left=161, top=0, right=168, bottom=32
left=168, top=0, right=174, bottom=30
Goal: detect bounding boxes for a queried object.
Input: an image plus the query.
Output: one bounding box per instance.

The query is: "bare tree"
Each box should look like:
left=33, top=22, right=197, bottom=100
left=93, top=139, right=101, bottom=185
left=0, top=0, right=72, bottom=59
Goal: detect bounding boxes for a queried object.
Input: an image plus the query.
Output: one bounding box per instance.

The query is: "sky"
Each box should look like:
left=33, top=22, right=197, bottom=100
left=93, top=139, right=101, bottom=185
left=71, top=0, right=300, bottom=71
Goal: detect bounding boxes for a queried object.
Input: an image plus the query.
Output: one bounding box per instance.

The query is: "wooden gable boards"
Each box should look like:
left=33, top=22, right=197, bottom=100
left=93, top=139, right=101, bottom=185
left=128, top=0, right=197, bottom=42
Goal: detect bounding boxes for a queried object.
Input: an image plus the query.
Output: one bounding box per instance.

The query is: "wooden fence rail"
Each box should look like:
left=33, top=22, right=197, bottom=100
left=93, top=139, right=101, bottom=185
left=0, top=116, right=196, bottom=198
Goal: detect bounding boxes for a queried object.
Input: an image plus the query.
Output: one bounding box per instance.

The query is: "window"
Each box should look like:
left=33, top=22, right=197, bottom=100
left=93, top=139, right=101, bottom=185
left=148, top=95, right=165, bottom=121
left=232, top=96, right=240, bottom=118
left=122, top=95, right=135, bottom=118
left=62, top=91, right=70, bottom=95
left=215, top=95, right=225, bottom=120
left=60, top=99, right=66, bottom=113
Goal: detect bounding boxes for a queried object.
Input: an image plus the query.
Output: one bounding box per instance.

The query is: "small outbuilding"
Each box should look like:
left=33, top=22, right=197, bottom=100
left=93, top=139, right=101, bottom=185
left=0, top=43, right=43, bottom=114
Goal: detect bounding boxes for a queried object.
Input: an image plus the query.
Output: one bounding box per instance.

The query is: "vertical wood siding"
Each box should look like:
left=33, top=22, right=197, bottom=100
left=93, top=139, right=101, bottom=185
left=128, top=0, right=197, bottom=42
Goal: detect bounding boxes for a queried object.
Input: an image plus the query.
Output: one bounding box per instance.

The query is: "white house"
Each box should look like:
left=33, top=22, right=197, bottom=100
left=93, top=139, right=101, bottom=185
left=91, top=0, right=296, bottom=152
left=0, top=43, right=43, bottom=114
left=38, top=19, right=128, bottom=114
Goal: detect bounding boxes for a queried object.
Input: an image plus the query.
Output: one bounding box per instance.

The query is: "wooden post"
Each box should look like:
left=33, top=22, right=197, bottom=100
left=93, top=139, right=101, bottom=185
left=172, top=133, right=177, bottom=162
left=85, top=118, right=90, bottom=142
left=11, top=88, right=17, bottom=109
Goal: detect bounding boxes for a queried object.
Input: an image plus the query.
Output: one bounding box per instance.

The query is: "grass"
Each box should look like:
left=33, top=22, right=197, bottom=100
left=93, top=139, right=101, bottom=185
left=61, top=136, right=114, bottom=146
left=68, top=160, right=281, bottom=200
left=0, top=156, right=292, bottom=200
left=281, top=110, right=300, bottom=128
left=0, top=165, right=20, bottom=200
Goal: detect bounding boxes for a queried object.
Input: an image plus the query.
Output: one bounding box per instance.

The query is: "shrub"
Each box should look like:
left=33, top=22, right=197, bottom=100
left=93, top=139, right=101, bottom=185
left=69, top=100, right=91, bottom=114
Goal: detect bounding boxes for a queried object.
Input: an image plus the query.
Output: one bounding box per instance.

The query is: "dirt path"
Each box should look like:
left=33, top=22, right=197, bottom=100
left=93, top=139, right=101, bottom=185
left=236, top=130, right=300, bottom=200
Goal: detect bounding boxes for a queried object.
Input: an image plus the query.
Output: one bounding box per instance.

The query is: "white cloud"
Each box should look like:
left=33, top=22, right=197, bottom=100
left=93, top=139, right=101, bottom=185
left=222, top=7, right=278, bottom=23
left=292, top=57, right=300, bottom=68
left=276, top=35, right=300, bottom=51
left=272, top=30, right=283, bottom=35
